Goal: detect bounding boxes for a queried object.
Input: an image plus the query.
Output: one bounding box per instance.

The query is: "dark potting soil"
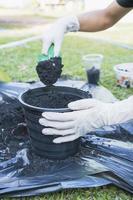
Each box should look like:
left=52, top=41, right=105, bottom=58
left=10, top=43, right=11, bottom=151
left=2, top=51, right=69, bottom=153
left=0, top=95, right=28, bottom=160
left=1, top=93, right=133, bottom=184
left=86, top=66, right=100, bottom=85
left=0, top=99, right=24, bottom=129
left=26, top=92, right=81, bottom=109
left=36, top=57, right=63, bottom=86
left=20, top=147, right=82, bottom=177
left=0, top=95, right=82, bottom=176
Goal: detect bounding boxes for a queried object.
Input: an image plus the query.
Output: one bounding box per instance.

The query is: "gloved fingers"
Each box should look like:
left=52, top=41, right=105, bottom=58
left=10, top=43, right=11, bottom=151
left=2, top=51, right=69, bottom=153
left=39, top=118, right=75, bottom=130
left=42, top=128, right=75, bottom=136
left=68, top=98, right=101, bottom=110
left=42, top=38, right=52, bottom=55
left=53, top=134, right=78, bottom=143
left=54, top=35, right=63, bottom=57
left=42, top=112, right=75, bottom=122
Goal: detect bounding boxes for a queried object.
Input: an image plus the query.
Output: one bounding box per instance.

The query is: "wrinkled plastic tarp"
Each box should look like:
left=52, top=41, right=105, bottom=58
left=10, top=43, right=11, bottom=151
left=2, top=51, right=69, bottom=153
left=0, top=80, right=133, bottom=197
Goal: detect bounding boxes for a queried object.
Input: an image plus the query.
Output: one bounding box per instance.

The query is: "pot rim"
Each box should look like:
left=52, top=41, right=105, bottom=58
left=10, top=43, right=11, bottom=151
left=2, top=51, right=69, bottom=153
left=18, top=86, right=89, bottom=112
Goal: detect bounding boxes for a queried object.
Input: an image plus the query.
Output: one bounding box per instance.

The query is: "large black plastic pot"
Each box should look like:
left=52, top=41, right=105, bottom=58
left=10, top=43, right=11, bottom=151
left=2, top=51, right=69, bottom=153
left=19, top=86, right=91, bottom=160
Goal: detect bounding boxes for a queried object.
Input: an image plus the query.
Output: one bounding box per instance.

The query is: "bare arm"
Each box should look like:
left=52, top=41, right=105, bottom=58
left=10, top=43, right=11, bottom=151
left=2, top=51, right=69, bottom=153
left=78, top=1, right=132, bottom=32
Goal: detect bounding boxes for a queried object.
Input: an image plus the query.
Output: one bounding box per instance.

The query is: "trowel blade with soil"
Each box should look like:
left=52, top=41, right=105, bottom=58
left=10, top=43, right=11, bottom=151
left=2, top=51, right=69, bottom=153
left=36, top=44, right=63, bottom=86
left=36, top=57, right=63, bottom=86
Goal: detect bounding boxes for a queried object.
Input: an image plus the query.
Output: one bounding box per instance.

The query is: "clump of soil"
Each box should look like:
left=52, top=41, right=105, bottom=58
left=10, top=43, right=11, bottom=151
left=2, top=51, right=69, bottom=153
left=0, top=96, right=24, bottom=130
left=36, top=57, right=63, bottom=86
left=26, top=91, right=80, bottom=109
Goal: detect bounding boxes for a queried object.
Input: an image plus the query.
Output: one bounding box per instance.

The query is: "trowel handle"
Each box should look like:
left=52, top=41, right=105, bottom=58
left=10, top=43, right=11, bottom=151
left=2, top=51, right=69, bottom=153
left=38, top=44, right=61, bottom=62
left=48, top=44, right=54, bottom=58
left=38, top=44, right=54, bottom=62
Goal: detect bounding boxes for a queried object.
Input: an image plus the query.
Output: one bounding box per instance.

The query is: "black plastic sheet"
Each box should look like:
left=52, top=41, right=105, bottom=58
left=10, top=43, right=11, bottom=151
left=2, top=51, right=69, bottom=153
left=0, top=81, right=133, bottom=197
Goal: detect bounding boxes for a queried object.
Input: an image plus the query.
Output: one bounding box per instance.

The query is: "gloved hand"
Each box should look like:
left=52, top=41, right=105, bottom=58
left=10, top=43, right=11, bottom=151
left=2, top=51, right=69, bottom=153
left=39, top=96, right=133, bottom=143
left=42, top=16, right=80, bottom=57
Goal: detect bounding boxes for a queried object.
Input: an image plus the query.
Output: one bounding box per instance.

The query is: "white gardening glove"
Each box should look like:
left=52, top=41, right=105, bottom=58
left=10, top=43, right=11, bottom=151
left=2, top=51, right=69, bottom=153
left=39, top=96, right=133, bottom=143
left=42, top=16, right=80, bottom=57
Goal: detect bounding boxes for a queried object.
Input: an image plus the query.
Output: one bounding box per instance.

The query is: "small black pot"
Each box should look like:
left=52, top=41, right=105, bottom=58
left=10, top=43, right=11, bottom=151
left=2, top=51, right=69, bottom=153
left=19, top=86, right=91, bottom=160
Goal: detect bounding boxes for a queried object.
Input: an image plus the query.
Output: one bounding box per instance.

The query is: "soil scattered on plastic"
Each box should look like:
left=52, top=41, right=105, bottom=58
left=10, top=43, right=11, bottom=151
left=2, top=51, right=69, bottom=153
left=0, top=94, right=28, bottom=160
left=0, top=96, right=25, bottom=135
left=0, top=95, right=81, bottom=176
left=36, top=57, right=63, bottom=86
left=1, top=94, right=133, bottom=182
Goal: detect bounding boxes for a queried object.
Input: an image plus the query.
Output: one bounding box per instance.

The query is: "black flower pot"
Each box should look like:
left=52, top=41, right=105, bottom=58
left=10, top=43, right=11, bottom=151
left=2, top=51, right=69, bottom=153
left=19, top=86, right=91, bottom=160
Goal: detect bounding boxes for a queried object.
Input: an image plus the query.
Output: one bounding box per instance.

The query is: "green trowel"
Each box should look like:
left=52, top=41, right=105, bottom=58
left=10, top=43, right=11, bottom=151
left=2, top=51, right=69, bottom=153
left=38, top=44, right=55, bottom=62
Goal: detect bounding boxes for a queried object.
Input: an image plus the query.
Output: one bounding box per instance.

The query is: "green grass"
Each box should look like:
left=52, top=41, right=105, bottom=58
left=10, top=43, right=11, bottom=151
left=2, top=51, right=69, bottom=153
left=2, top=186, right=133, bottom=200
left=0, top=69, right=11, bottom=82
left=0, top=36, right=35, bottom=45
left=0, top=35, right=133, bottom=99
left=0, top=35, right=133, bottom=200
left=79, top=23, right=133, bottom=46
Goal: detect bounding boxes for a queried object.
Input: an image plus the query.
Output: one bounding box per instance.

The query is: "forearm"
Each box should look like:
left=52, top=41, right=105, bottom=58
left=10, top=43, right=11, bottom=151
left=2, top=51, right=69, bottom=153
left=78, top=10, right=111, bottom=32
left=105, top=96, right=133, bottom=126
left=78, top=1, right=132, bottom=32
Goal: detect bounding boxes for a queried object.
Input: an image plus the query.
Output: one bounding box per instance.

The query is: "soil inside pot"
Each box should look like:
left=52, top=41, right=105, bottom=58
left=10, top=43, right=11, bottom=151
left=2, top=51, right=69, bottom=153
left=36, top=57, right=63, bottom=86
left=26, top=91, right=82, bottom=109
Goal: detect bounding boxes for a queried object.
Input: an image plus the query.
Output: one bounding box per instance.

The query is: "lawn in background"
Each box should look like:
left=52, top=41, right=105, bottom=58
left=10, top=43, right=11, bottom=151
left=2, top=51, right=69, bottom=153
left=0, top=35, right=133, bottom=199
left=0, top=35, right=133, bottom=100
